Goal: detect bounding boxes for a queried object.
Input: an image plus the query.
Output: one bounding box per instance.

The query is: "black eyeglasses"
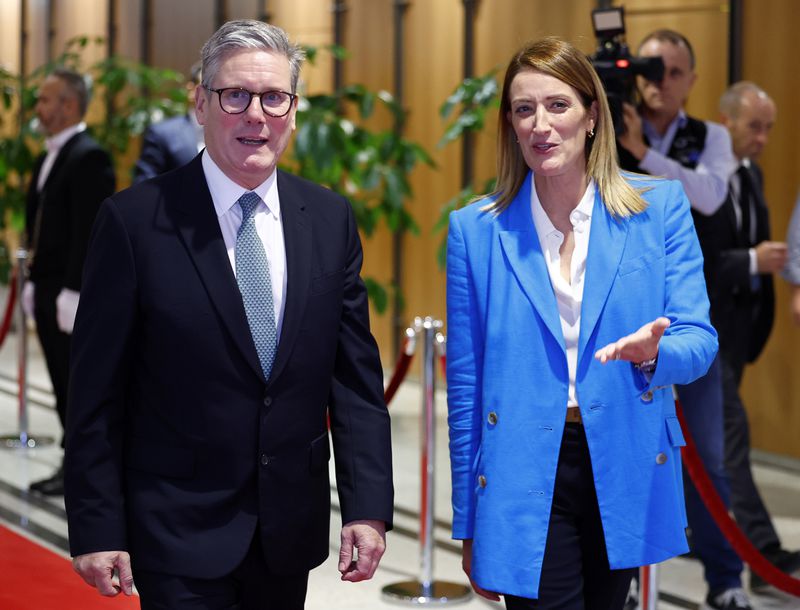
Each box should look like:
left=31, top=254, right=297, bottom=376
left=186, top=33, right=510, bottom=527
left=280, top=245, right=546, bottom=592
left=204, top=86, right=297, bottom=117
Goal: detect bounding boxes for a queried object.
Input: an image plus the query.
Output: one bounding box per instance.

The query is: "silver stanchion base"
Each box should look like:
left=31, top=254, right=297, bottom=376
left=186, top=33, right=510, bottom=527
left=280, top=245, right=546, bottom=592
left=381, top=581, right=472, bottom=605
left=0, top=434, right=56, bottom=449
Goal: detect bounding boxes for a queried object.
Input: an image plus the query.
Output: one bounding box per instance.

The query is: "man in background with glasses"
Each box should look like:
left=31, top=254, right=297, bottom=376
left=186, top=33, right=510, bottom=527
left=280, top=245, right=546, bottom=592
left=63, top=19, right=393, bottom=610
left=132, top=61, right=205, bottom=184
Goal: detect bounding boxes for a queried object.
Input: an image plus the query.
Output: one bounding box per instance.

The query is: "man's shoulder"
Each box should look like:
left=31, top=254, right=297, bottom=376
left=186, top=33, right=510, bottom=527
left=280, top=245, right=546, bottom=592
left=113, top=158, right=202, bottom=211
left=65, top=130, right=110, bottom=159
left=148, top=114, right=191, bottom=135
left=277, top=170, right=347, bottom=208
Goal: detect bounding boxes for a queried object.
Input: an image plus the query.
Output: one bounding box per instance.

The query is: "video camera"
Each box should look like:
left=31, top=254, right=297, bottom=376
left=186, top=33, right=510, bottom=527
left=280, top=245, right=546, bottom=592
left=589, top=6, right=664, bottom=135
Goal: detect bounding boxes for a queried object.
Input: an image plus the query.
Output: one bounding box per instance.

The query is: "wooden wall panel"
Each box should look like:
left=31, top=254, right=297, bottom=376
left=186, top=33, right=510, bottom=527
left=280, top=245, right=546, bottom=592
left=738, top=0, right=800, bottom=458
left=151, top=0, right=214, bottom=73
left=116, top=0, right=143, bottom=61
left=268, top=0, right=333, bottom=94
left=0, top=1, right=21, bottom=76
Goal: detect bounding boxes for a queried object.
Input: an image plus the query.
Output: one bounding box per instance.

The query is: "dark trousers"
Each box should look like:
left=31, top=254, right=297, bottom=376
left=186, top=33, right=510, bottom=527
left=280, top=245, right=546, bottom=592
left=33, top=278, right=71, bottom=448
left=505, top=423, right=635, bottom=610
left=676, top=355, right=743, bottom=593
left=721, top=356, right=781, bottom=554
left=134, top=532, right=309, bottom=610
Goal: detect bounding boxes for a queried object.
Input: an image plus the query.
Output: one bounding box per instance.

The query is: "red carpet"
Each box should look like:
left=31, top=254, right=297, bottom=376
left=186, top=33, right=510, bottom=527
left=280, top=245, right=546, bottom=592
left=0, top=524, right=140, bottom=609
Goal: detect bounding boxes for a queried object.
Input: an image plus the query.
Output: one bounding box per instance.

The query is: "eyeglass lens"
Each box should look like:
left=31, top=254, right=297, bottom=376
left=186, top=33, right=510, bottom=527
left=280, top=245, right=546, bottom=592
left=219, top=89, right=292, bottom=116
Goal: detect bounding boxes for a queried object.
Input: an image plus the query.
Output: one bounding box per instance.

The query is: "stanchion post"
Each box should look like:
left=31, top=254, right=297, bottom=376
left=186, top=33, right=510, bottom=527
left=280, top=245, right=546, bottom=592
left=639, top=564, right=659, bottom=610
left=1, top=249, right=54, bottom=449
left=382, top=316, right=472, bottom=605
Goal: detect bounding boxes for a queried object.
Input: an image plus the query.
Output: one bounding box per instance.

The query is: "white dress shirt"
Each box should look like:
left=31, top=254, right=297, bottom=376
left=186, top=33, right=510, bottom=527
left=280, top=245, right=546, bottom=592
left=729, top=159, right=759, bottom=275
left=202, top=152, right=287, bottom=341
left=639, top=110, right=736, bottom=216
left=37, top=121, right=86, bottom=191
left=530, top=176, right=596, bottom=408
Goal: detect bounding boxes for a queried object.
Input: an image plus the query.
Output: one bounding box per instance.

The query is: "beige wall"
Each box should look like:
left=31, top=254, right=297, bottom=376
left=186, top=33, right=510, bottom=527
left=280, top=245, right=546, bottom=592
left=0, top=0, right=797, bottom=457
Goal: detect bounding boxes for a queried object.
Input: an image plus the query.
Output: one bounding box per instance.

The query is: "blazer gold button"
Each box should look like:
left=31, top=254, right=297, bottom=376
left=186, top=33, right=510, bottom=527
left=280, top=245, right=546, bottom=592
left=478, top=475, right=487, bottom=488
left=656, top=452, right=667, bottom=465
left=487, top=411, right=498, bottom=425
left=642, top=390, right=654, bottom=402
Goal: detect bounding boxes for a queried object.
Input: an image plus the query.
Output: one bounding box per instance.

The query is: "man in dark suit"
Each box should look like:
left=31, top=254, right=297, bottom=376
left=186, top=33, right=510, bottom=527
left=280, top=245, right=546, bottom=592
left=132, top=62, right=204, bottom=183
left=64, top=20, right=393, bottom=609
left=703, top=81, right=800, bottom=593
left=22, top=68, right=115, bottom=495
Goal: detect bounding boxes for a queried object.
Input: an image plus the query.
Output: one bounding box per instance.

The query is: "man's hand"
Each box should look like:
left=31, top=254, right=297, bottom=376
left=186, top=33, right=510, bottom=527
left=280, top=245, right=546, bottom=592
left=72, top=550, right=134, bottom=597
left=461, top=539, right=501, bottom=601
left=594, top=317, right=670, bottom=365
left=755, top=241, right=788, bottom=274
left=791, top=286, right=800, bottom=326
left=56, top=288, right=80, bottom=334
left=617, top=103, right=648, bottom=161
left=338, top=519, right=386, bottom=582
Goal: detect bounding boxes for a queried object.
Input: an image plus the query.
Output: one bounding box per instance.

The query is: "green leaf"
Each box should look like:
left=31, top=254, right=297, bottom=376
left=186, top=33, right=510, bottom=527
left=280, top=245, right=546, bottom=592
left=364, top=277, right=388, bottom=314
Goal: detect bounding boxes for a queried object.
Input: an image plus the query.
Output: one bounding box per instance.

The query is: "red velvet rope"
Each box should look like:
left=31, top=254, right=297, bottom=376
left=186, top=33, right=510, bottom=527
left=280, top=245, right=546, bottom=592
left=383, top=337, right=415, bottom=406
left=0, top=267, right=18, bottom=349
left=676, top=399, right=800, bottom=596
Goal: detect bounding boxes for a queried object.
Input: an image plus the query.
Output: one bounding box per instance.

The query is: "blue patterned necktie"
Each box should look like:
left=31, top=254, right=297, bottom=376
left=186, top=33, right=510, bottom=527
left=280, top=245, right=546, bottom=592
left=235, top=191, right=277, bottom=379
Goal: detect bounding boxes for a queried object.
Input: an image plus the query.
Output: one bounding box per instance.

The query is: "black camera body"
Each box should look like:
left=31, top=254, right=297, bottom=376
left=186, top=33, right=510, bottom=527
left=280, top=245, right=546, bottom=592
left=589, top=7, right=664, bottom=135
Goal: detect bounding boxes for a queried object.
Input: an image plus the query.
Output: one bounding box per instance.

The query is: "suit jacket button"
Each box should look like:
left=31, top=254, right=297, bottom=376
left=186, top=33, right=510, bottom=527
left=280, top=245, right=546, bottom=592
left=656, top=452, right=668, bottom=465
left=478, top=475, right=487, bottom=488
left=642, top=390, right=654, bottom=402
left=263, top=395, right=273, bottom=407
left=487, top=411, right=498, bottom=425
left=260, top=454, right=270, bottom=466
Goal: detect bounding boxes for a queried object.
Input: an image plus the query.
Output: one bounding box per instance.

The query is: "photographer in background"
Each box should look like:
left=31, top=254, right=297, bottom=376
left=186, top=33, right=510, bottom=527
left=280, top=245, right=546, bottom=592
left=617, top=30, right=748, bottom=610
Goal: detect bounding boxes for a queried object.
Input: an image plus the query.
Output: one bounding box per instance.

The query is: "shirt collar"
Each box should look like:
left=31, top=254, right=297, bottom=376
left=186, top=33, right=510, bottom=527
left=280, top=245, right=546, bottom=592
left=202, top=151, right=280, bottom=220
left=642, top=109, right=687, bottom=142
left=45, top=121, right=86, bottom=153
left=530, top=175, right=595, bottom=238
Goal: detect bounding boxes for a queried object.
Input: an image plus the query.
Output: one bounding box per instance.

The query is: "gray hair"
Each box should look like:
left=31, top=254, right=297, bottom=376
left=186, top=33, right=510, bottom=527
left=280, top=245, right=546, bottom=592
left=200, top=20, right=305, bottom=93
left=51, top=67, right=91, bottom=117
left=719, top=81, right=772, bottom=118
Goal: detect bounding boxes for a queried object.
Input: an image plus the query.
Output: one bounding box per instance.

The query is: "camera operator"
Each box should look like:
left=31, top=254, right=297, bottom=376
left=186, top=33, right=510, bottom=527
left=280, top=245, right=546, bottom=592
left=617, top=30, right=750, bottom=610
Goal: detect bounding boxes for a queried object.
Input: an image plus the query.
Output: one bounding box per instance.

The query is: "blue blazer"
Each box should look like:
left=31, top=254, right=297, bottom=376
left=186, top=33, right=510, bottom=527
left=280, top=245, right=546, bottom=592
left=446, top=172, right=717, bottom=599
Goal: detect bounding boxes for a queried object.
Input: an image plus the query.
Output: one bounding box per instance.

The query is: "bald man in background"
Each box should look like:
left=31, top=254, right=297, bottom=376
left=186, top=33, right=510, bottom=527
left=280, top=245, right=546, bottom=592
left=703, top=81, right=799, bottom=594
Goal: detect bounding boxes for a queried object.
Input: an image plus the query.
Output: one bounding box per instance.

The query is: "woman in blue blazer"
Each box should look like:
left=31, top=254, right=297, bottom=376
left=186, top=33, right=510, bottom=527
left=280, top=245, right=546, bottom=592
left=446, top=38, right=717, bottom=609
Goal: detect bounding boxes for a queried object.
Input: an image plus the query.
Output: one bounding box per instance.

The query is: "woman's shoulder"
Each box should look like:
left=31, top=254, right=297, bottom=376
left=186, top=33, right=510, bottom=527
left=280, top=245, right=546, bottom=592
left=620, top=171, right=684, bottom=204
left=450, top=194, right=499, bottom=225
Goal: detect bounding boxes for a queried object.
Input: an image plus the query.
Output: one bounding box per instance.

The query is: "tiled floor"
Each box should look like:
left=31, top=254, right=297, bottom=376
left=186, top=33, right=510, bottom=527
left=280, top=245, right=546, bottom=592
left=0, top=318, right=798, bottom=609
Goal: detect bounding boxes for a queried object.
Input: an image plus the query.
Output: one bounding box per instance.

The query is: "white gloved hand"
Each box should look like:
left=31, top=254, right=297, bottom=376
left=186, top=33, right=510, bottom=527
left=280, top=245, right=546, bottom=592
left=56, top=288, right=80, bottom=334
left=21, top=281, right=35, bottom=319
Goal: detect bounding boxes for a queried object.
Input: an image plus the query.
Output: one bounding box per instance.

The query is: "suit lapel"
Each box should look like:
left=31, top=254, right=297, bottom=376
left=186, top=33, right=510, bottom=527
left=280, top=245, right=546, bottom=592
left=497, top=174, right=564, bottom=351
left=268, top=171, right=312, bottom=384
left=170, top=157, right=266, bottom=381
left=577, top=189, right=629, bottom=363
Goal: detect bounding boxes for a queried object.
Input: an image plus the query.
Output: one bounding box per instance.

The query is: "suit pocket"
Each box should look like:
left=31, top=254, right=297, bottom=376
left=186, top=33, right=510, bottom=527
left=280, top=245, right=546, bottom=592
left=311, top=270, right=344, bottom=295
left=618, top=248, right=664, bottom=276
left=665, top=416, right=686, bottom=447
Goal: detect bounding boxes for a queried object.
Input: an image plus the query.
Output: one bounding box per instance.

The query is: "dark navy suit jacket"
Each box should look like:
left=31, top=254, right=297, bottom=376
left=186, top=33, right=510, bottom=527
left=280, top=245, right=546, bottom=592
left=64, top=156, right=394, bottom=578
left=132, top=114, right=199, bottom=184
